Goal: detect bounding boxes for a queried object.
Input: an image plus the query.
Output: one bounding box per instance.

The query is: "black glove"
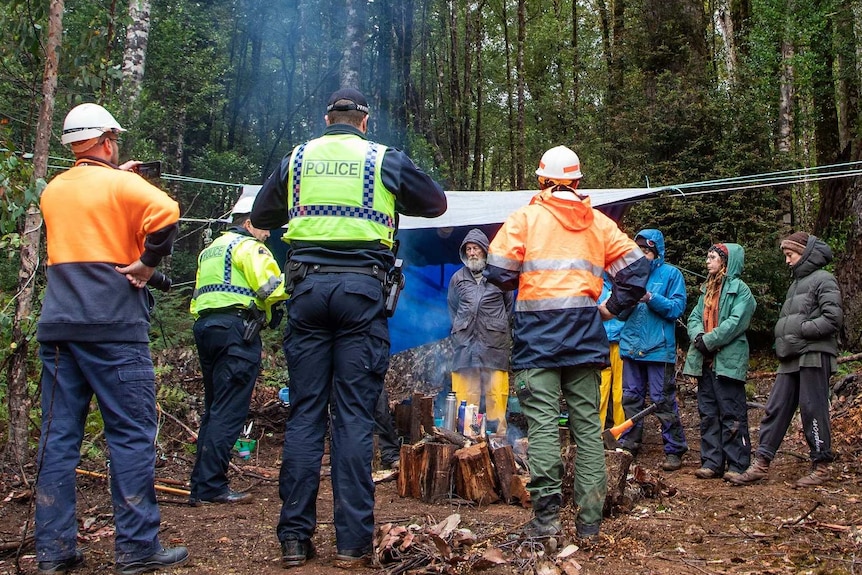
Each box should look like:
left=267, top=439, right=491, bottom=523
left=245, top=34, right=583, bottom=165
left=269, top=303, right=285, bottom=329
left=693, top=333, right=709, bottom=355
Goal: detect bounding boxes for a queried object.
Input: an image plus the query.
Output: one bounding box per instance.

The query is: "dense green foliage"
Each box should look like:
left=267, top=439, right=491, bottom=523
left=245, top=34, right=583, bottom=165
left=1, top=0, right=860, bottom=350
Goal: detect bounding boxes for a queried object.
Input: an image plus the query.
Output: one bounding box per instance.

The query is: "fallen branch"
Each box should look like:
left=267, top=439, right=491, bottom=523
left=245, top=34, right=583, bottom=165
left=75, top=468, right=190, bottom=497
left=779, top=501, right=820, bottom=529
left=838, top=351, right=862, bottom=364
left=156, top=403, right=245, bottom=475
left=0, top=534, right=33, bottom=552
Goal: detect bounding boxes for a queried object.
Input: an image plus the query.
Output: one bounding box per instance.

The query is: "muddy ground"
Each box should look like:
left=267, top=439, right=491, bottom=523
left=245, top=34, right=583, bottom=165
left=1, top=354, right=861, bottom=575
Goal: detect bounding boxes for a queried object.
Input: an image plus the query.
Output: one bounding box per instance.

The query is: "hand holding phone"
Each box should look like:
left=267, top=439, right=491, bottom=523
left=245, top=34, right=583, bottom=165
left=135, top=161, right=162, bottom=181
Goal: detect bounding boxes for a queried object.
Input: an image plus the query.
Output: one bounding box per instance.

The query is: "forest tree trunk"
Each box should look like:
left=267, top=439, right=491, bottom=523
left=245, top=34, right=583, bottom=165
left=6, top=0, right=63, bottom=467
left=121, top=0, right=151, bottom=109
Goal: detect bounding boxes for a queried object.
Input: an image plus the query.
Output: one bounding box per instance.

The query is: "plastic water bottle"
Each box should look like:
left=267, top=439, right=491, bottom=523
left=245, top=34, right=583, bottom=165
left=443, top=393, right=458, bottom=431
left=278, top=387, right=290, bottom=407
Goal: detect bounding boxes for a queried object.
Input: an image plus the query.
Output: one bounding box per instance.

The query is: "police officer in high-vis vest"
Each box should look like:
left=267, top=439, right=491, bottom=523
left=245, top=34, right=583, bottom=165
left=252, top=88, right=446, bottom=569
left=189, top=196, right=287, bottom=506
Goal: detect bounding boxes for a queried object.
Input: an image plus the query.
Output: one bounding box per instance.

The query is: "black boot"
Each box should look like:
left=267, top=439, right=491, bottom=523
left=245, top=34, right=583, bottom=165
left=523, top=494, right=562, bottom=538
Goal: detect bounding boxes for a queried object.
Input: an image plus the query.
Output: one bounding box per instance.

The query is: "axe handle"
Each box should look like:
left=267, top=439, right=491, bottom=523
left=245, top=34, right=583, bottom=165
left=606, top=403, right=658, bottom=440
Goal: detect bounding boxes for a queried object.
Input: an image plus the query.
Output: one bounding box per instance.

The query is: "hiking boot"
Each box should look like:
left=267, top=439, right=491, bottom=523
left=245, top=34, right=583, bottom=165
left=794, top=462, right=830, bottom=488
left=694, top=467, right=720, bottom=479
left=333, top=547, right=371, bottom=570
left=723, top=471, right=742, bottom=483
left=728, top=456, right=770, bottom=486
left=37, top=550, right=84, bottom=574
left=661, top=453, right=683, bottom=471
left=523, top=494, right=562, bottom=538
left=575, top=519, right=600, bottom=541
left=115, top=546, right=189, bottom=574
left=281, top=539, right=315, bottom=568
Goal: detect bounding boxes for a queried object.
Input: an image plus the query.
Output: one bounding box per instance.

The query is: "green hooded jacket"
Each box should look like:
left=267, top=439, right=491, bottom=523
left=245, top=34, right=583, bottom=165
left=683, top=243, right=757, bottom=382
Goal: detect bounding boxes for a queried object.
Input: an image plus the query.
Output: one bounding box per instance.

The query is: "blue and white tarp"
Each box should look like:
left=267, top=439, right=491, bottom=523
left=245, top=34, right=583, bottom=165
left=240, top=185, right=665, bottom=352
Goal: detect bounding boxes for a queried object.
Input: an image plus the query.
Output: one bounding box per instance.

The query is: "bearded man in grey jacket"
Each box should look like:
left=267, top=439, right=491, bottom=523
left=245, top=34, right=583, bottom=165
left=447, top=228, right=514, bottom=433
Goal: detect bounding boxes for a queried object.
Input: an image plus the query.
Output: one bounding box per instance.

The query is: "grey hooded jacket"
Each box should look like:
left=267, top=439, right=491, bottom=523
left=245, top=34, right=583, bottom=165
left=447, top=229, right=513, bottom=371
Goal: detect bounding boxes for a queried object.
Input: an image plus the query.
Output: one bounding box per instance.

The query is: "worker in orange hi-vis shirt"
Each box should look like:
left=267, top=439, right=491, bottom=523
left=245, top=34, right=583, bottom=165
left=35, top=103, right=189, bottom=574
left=484, top=145, right=650, bottom=543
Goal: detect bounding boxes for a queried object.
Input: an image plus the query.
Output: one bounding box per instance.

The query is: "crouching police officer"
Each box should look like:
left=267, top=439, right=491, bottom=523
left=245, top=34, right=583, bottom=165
left=189, top=195, right=288, bottom=505
left=252, top=88, right=446, bottom=569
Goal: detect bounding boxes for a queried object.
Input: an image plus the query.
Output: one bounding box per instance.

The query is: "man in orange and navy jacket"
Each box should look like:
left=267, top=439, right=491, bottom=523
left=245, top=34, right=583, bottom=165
left=484, top=145, right=649, bottom=543
left=35, top=103, right=188, bottom=574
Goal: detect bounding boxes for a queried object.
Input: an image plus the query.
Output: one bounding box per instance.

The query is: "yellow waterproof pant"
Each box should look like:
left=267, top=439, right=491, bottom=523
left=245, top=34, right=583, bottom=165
left=451, top=368, right=509, bottom=433
left=599, top=342, right=626, bottom=428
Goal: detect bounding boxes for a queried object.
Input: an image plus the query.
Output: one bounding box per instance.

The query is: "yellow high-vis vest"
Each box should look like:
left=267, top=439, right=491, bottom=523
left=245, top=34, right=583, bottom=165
left=284, top=134, right=396, bottom=247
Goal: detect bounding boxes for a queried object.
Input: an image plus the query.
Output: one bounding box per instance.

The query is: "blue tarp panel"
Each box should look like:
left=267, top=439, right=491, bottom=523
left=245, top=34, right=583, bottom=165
left=249, top=186, right=668, bottom=353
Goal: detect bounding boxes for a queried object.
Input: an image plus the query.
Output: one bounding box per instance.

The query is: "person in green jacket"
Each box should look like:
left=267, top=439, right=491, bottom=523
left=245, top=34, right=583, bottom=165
left=729, top=232, right=842, bottom=488
left=683, top=243, right=756, bottom=482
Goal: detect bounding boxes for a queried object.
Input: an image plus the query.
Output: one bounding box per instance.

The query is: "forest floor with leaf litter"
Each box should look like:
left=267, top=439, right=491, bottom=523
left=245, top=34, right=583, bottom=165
left=1, top=348, right=861, bottom=575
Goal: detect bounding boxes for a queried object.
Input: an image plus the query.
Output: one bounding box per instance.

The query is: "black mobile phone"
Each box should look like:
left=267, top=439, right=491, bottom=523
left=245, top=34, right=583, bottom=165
left=136, top=161, right=162, bottom=181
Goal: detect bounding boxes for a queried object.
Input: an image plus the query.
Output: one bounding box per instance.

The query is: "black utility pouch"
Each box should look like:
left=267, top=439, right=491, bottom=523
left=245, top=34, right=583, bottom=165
left=285, top=261, right=307, bottom=295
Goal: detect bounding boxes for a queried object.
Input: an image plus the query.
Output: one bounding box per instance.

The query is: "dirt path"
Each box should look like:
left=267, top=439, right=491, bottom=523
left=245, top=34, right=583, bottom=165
left=2, top=379, right=861, bottom=574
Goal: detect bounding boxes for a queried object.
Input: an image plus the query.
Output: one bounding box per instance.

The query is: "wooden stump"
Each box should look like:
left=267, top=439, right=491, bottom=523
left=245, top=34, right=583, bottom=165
left=394, top=403, right=412, bottom=439
left=560, top=445, right=634, bottom=514
left=419, top=442, right=457, bottom=502
left=491, top=445, right=517, bottom=503
left=397, top=443, right=424, bottom=499
left=454, top=443, right=499, bottom=505
left=409, top=393, right=435, bottom=443
left=603, top=448, right=634, bottom=514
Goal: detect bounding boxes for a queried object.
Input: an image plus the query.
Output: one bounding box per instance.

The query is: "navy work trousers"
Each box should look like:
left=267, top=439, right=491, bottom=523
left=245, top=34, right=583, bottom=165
left=190, top=313, right=261, bottom=500
left=277, top=272, right=389, bottom=553
left=36, top=341, right=162, bottom=564
left=375, top=386, right=401, bottom=466
left=619, top=360, right=688, bottom=456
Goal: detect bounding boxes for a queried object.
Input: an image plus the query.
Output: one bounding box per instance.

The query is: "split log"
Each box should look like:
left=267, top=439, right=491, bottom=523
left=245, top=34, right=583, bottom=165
left=397, top=443, right=424, bottom=499
left=510, top=475, right=531, bottom=508
left=409, top=393, right=436, bottom=443
left=560, top=446, right=633, bottom=514
left=431, top=426, right=472, bottom=448
left=419, top=442, right=457, bottom=502
left=394, top=403, right=412, bottom=439
left=490, top=445, right=517, bottom=503
left=454, top=443, right=499, bottom=505
left=603, top=448, right=634, bottom=514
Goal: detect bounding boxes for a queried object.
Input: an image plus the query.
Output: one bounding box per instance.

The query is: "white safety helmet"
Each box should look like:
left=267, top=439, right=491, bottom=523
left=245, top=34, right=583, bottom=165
left=231, top=195, right=256, bottom=215
left=535, top=145, right=583, bottom=180
left=61, top=103, right=126, bottom=145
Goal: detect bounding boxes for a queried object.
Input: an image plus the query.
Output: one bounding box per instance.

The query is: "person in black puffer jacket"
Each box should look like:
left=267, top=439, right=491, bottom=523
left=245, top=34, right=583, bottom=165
left=729, top=231, right=843, bottom=488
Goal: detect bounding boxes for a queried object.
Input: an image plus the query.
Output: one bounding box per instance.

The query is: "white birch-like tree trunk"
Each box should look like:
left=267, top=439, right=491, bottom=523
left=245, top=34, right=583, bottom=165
left=340, top=0, right=365, bottom=88
left=121, top=0, right=152, bottom=109
left=715, top=0, right=737, bottom=82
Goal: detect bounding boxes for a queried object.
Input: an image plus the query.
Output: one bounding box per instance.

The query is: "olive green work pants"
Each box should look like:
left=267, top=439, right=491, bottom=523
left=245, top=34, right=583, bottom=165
left=516, top=366, right=607, bottom=527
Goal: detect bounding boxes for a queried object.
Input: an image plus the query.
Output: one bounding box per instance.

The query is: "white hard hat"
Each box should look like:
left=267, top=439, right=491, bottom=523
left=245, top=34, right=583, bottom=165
left=61, top=103, right=126, bottom=145
left=231, top=195, right=255, bottom=215
left=535, top=145, right=583, bottom=180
